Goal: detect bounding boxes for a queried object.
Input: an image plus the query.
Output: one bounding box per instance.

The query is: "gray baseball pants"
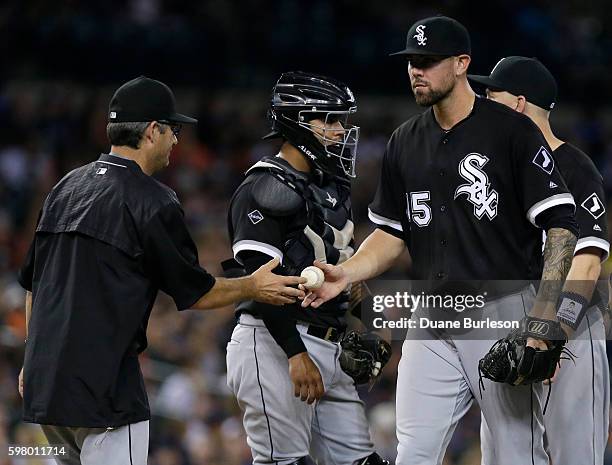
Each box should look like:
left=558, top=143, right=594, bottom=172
left=481, top=304, right=610, bottom=465
left=396, top=286, right=550, bottom=465
left=226, top=314, right=374, bottom=465
left=40, top=420, right=148, bottom=465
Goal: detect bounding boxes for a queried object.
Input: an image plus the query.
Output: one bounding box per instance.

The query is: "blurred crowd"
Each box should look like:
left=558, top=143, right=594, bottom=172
left=0, top=1, right=611, bottom=464
left=2, top=0, right=612, bottom=105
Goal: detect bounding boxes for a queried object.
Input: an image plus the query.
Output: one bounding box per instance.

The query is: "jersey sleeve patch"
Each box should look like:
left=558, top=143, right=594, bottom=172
left=532, top=146, right=555, bottom=174
left=247, top=210, right=264, bottom=225
left=580, top=193, right=606, bottom=220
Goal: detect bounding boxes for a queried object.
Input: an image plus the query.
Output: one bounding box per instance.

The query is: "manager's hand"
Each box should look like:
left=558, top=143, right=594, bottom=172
left=251, top=258, right=307, bottom=305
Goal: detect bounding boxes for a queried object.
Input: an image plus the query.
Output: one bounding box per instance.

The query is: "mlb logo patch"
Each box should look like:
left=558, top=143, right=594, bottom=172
left=109, top=111, right=117, bottom=119
left=96, top=167, right=108, bottom=175
left=248, top=210, right=264, bottom=225
left=581, top=193, right=605, bottom=219
left=532, top=146, right=554, bottom=174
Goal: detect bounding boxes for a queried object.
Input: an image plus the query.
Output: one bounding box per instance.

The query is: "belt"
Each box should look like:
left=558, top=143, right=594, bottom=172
left=239, top=313, right=344, bottom=343
left=305, top=324, right=344, bottom=343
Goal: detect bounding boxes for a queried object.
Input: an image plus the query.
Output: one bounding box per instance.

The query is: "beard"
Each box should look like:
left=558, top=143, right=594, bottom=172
left=413, top=80, right=455, bottom=107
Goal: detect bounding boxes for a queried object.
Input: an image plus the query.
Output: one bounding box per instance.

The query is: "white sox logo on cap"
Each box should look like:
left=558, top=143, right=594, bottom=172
left=413, top=25, right=427, bottom=46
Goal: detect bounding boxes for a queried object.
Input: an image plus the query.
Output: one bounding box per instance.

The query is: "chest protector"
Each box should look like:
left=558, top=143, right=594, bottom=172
left=247, top=157, right=355, bottom=276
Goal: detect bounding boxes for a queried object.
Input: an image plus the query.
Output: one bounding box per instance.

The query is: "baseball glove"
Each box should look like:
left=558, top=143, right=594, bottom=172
left=478, top=316, right=569, bottom=386
left=339, top=331, right=392, bottom=385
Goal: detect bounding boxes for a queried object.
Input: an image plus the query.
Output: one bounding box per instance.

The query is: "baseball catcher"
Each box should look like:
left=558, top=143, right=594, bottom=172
left=225, top=71, right=391, bottom=465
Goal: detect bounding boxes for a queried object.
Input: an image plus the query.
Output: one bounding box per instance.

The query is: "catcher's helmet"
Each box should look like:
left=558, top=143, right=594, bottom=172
left=266, top=71, right=359, bottom=178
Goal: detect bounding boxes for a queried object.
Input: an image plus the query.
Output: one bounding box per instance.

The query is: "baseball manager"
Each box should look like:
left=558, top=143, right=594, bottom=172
left=17, top=76, right=305, bottom=465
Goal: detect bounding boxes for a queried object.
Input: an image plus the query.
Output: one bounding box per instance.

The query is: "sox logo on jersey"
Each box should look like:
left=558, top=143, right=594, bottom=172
left=454, top=153, right=499, bottom=220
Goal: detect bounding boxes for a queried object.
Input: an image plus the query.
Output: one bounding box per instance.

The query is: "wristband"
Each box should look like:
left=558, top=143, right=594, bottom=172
left=556, top=291, right=589, bottom=330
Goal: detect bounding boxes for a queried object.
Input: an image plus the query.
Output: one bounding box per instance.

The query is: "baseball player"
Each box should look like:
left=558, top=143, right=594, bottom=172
left=469, top=56, right=610, bottom=465
left=224, top=71, right=391, bottom=465
left=301, top=16, right=580, bottom=465
left=17, top=77, right=305, bottom=465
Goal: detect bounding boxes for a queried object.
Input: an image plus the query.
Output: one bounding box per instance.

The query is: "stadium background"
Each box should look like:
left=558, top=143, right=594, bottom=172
left=0, top=1, right=611, bottom=463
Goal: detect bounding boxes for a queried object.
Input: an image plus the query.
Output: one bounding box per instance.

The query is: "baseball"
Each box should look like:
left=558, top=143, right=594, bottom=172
left=301, top=266, right=324, bottom=289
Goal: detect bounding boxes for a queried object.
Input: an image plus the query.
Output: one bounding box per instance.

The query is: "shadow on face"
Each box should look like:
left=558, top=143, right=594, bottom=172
left=307, top=118, right=346, bottom=145
left=407, top=55, right=461, bottom=106
left=485, top=89, right=518, bottom=109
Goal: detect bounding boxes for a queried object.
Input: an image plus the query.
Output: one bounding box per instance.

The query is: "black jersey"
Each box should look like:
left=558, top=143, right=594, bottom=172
left=553, top=143, right=609, bottom=261
left=228, top=156, right=354, bottom=328
left=553, top=142, right=609, bottom=308
left=17, top=154, right=215, bottom=427
left=369, top=97, right=576, bottom=284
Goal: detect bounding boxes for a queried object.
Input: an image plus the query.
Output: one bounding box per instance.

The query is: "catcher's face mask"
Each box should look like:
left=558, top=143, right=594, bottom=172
left=298, top=109, right=360, bottom=178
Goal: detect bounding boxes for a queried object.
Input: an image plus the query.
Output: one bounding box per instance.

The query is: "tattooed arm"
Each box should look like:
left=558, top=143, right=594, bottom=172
left=530, top=227, right=577, bottom=339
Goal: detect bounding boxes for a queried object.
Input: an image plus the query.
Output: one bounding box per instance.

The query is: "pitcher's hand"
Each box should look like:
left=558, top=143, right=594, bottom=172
left=301, top=261, right=349, bottom=308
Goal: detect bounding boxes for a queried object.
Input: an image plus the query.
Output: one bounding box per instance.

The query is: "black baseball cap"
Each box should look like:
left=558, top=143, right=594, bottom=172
left=108, top=76, right=197, bottom=124
left=390, top=15, right=471, bottom=57
left=468, top=56, right=557, bottom=110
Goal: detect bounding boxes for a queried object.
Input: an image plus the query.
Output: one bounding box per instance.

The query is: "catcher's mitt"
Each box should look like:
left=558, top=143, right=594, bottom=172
left=339, top=331, right=392, bottom=385
left=478, top=316, right=569, bottom=387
